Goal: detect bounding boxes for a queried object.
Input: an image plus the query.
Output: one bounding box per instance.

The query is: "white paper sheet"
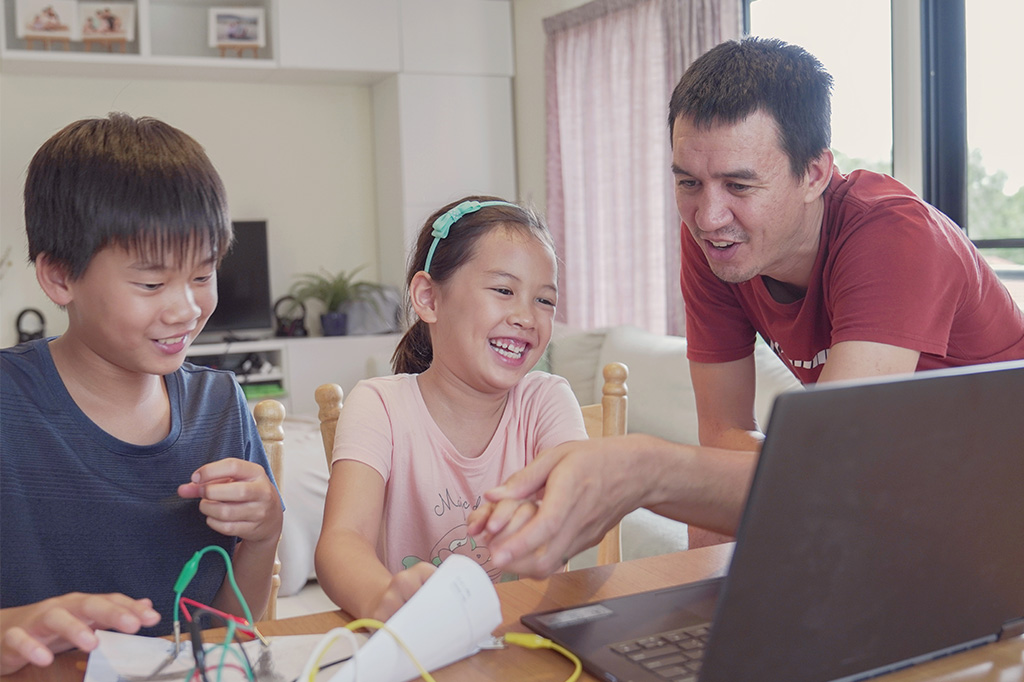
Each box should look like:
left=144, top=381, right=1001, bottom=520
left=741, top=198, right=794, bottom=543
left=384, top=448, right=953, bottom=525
left=328, top=554, right=502, bottom=682
left=85, top=630, right=360, bottom=682
left=84, top=555, right=500, bottom=682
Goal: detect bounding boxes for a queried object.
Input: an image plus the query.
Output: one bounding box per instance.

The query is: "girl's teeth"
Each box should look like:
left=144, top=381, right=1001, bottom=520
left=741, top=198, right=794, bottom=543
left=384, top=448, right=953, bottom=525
left=491, top=340, right=526, bottom=358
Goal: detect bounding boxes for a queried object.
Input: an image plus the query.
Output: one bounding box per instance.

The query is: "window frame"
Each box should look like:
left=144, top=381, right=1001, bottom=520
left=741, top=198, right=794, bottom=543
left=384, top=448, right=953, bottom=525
left=743, top=0, right=1024, bottom=253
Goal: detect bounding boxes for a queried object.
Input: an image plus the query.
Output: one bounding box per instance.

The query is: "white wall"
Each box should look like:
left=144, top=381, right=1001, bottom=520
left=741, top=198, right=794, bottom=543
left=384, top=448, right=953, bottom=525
left=0, top=73, right=377, bottom=347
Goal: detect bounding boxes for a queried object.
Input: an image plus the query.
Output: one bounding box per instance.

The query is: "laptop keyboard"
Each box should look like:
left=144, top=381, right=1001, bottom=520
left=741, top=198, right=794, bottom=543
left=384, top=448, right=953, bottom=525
left=609, top=623, right=711, bottom=681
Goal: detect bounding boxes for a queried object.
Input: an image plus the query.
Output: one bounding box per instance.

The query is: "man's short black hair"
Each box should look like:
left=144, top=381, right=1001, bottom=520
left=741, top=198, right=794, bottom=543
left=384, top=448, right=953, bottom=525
left=24, top=112, right=231, bottom=279
left=668, top=37, right=833, bottom=177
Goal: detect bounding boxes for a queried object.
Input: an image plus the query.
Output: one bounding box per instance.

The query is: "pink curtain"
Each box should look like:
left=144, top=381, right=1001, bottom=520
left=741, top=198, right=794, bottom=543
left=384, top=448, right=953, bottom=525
left=544, top=0, right=740, bottom=334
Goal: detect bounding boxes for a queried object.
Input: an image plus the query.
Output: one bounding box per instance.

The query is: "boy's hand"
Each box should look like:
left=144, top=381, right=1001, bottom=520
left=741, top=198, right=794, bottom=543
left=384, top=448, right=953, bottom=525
left=0, top=593, right=160, bottom=674
left=178, top=459, right=282, bottom=544
left=367, top=562, right=437, bottom=622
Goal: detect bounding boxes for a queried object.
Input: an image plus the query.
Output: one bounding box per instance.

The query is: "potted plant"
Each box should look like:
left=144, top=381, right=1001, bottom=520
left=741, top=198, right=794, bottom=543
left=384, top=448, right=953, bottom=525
left=288, top=266, right=387, bottom=336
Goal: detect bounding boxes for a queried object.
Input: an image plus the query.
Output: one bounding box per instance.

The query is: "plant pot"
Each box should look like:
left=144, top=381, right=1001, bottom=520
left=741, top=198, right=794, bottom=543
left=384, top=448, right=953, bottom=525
left=320, top=311, right=348, bottom=337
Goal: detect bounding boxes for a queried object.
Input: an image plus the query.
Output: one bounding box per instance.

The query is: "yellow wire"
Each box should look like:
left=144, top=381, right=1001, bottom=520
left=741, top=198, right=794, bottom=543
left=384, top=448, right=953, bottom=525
left=302, top=621, right=580, bottom=682
left=345, top=619, right=438, bottom=682
left=303, top=618, right=437, bottom=682
left=504, top=632, right=582, bottom=682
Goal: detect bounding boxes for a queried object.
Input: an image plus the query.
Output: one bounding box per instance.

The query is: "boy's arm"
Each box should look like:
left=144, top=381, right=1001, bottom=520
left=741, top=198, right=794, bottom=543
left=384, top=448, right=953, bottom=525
left=1, top=594, right=160, bottom=674
left=178, top=458, right=283, bottom=620
left=315, top=460, right=435, bottom=621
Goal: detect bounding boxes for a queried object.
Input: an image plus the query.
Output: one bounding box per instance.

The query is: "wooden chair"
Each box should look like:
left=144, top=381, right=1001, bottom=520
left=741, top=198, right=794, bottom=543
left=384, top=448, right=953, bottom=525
left=579, top=362, right=629, bottom=566
left=312, top=363, right=629, bottom=567
left=253, top=398, right=285, bottom=620
left=315, top=383, right=345, bottom=470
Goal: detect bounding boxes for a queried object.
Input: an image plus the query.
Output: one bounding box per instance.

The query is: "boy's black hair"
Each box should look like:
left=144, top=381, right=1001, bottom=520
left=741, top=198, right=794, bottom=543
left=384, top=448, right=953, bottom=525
left=24, top=112, right=231, bottom=279
left=668, top=37, right=834, bottom=177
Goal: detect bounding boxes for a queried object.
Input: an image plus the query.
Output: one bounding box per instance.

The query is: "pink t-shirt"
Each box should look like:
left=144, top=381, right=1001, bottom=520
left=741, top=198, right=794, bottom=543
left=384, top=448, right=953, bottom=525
left=331, top=371, right=587, bottom=582
left=681, top=168, right=1024, bottom=384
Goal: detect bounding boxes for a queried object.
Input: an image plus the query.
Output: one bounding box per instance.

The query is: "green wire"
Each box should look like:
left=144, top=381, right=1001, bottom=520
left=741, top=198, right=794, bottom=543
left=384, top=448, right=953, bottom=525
left=173, top=544, right=255, bottom=633
left=173, top=545, right=257, bottom=682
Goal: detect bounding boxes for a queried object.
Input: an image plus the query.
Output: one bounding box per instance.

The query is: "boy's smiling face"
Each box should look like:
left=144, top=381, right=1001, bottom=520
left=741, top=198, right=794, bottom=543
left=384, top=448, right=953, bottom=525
left=59, top=241, right=218, bottom=378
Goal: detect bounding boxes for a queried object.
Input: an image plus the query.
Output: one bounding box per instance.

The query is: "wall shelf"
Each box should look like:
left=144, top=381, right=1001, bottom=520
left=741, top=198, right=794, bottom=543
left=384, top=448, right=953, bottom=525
left=0, top=0, right=401, bottom=84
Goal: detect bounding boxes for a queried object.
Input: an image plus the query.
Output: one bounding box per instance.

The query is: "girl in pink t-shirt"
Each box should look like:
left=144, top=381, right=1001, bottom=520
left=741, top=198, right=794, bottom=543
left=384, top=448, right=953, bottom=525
left=315, top=196, right=587, bottom=621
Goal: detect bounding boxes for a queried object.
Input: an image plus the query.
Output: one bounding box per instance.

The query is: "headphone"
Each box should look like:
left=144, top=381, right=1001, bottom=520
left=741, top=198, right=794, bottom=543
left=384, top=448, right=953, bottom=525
left=273, top=295, right=308, bottom=338
left=16, top=308, right=46, bottom=343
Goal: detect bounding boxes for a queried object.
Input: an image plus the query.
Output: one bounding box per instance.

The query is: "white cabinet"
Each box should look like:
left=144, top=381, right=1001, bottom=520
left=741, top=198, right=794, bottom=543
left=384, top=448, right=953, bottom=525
left=400, top=0, right=513, bottom=76
left=283, top=334, right=401, bottom=417
left=373, top=72, right=517, bottom=285
left=372, top=0, right=516, bottom=286
left=277, top=0, right=399, bottom=74
left=186, top=338, right=289, bottom=407
left=187, top=334, right=402, bottom=417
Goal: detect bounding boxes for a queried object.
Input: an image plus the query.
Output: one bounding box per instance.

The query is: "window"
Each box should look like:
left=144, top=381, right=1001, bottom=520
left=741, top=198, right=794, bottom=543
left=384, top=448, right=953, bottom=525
left=747, top=0, right=892, bottom=174
left=964, top=1, right=1024, bottom=272
left=747, top=0, right=1024, bottom=304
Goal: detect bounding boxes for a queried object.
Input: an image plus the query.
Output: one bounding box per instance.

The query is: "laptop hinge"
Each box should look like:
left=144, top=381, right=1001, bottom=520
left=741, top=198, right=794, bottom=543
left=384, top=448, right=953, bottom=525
left=997, top=617, right=1024, bottom=641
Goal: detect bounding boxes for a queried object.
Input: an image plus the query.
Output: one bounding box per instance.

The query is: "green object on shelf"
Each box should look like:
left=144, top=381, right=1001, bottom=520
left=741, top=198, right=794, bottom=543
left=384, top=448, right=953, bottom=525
left=241, top=382, right=286, bottom=401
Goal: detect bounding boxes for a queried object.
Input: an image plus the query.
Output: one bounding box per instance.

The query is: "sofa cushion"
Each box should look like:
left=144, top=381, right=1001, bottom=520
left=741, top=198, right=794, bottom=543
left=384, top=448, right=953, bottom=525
left=547, top=326, right=609, bottom=407
left=594, top=325, right=802, bottom=445
left=595, top=325, right=700, bottom=444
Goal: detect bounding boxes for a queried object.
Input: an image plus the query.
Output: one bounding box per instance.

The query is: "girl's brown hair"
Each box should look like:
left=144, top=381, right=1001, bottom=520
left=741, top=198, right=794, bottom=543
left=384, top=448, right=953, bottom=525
left=391, top=196, right=553, bottom=374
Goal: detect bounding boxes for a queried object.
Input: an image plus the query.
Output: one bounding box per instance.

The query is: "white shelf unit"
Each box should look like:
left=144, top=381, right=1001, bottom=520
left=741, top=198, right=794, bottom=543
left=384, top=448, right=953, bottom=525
left=0, top=0, right=402, bottom=84
left=186, top=338, right=289, bottom=408
left=185, top=333, right=403, bottom=417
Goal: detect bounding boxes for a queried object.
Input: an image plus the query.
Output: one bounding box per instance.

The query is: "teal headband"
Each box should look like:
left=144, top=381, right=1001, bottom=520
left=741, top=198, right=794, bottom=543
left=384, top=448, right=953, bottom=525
left=423, top=200, right=519, bottom=274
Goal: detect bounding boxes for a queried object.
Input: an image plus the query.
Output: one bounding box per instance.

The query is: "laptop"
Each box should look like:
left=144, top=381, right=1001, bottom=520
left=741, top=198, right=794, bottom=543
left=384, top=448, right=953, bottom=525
left=522, top=360, right=1024, bottom=682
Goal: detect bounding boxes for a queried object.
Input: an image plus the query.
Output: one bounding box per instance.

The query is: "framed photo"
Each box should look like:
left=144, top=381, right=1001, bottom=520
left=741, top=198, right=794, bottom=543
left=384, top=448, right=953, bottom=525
left=15, top=0, right=78, bottom=40
left=80, top=3, right=136, bottom=42
left=208, top=7, right=266, bottom=48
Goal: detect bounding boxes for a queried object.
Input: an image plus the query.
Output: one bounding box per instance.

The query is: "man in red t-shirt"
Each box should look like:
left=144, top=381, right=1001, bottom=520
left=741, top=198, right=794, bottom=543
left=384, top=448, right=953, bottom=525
left=466, top=37, right=1024, bottom=577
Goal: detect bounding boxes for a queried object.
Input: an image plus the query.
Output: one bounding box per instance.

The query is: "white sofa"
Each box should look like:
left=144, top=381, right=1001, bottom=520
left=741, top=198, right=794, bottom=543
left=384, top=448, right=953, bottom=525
left=275, top=325, right=802, bottom=598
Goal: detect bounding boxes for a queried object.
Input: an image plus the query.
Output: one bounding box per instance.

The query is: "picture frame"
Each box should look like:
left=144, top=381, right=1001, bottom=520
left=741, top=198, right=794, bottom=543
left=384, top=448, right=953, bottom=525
left=208, top=7, right=266, bottom=48
left=80, top=3, right=136, bottom=43
left=15, top=0, right=78, bottom=42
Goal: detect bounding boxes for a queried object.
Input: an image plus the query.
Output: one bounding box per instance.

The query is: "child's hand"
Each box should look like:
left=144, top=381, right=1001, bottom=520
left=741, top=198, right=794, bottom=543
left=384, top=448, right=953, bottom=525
left=367, top=562, right=437, bottom=622
left=469, top=498, right=540, bottom=547
left=0, top=593, right=160, bottom=674
left=178, top=459, right=283, bottom=545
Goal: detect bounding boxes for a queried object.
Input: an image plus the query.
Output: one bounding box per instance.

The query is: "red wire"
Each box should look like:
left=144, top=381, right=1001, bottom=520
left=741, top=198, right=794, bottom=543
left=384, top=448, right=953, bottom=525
left=178, top=596, right=256, bottom=637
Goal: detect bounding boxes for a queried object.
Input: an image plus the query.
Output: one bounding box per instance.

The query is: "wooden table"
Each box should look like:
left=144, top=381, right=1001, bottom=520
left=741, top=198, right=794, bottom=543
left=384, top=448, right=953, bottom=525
left=4, top=545, right=1022, bottom=681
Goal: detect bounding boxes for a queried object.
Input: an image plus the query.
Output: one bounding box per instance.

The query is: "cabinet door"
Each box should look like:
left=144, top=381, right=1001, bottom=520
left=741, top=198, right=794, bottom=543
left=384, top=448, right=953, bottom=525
left=400, top=0, right=513, bottom=76
left=277, top=0, right=400, bottom=73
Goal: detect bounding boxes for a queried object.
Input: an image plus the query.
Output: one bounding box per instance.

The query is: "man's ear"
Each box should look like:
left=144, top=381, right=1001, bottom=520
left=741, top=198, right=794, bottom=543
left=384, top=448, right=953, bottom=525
left=409, top=271, right=439, bottom=324
left=803, top=148, right=834, bottom=202
left=34, top=253, right=74, bottom=307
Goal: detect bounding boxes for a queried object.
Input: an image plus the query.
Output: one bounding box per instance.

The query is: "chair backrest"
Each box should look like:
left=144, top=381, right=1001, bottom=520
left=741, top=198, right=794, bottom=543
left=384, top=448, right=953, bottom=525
left=315, top=383, right=345, bottom=470
left=579, top=362, right=629, bottom=566
left=253, top=398, right=285, bottom=620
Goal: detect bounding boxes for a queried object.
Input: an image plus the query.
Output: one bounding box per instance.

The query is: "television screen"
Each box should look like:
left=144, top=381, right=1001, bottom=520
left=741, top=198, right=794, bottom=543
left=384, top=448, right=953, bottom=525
left=202, top=220, right=273, bottom=339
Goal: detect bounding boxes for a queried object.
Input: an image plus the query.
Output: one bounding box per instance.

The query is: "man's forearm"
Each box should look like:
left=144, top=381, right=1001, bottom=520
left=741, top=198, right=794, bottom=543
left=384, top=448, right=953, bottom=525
left=633, top=434, right=758, bottom=536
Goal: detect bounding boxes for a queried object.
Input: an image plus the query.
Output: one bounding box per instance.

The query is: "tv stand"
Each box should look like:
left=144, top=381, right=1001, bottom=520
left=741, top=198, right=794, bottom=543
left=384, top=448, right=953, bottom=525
left=187, top=333, right=403, bottom=417
left=186, top=338, right=288, bottom=405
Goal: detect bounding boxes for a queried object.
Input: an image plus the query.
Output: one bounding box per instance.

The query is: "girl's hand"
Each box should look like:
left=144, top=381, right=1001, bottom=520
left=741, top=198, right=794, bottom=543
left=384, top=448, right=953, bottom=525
left=178, top=458, right=283, bottom=545
left=471, top=498, right=540, bottom=547
left=367, top=562, right=437, bottom=622
left=0, top=594, right=160, bottom=674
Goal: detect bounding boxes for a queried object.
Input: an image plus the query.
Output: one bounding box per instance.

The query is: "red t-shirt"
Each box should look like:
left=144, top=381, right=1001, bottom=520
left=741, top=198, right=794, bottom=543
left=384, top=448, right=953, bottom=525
left=681, top=169, right=1024, bottom=384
